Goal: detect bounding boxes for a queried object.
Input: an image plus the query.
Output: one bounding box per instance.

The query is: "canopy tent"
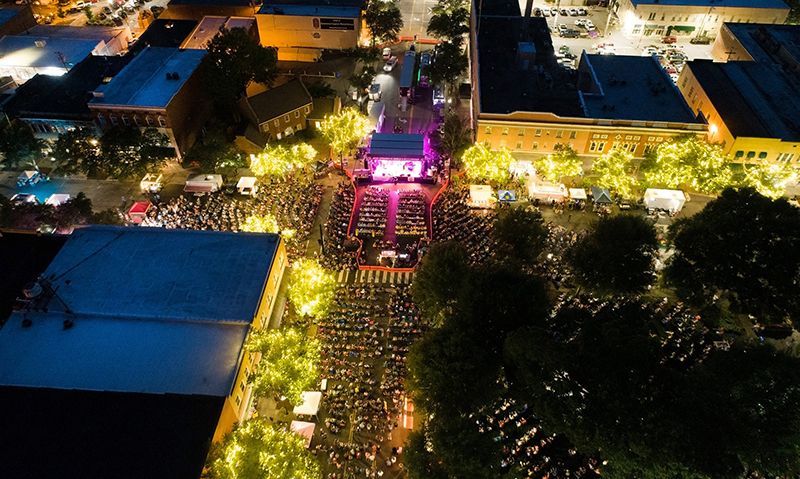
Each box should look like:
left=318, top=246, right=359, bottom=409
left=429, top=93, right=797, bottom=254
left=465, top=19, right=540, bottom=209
left=569, top=188, right=588, bottom=200
left=368, top=133, right=425, bottom=159
left=236, top=176, right=258, bottom=196
left=184, top=174, right=223, bottom=194
left=468, top=184, right=496, bottom=208
left=591, top=186, right=612, bottom=204
left=128, top=201, right=151, bottom=225
left=18, top=170, right=37, bottom=181
left=292, top=391, right=322, bottom=416
left=290, top=420, right=315, bottom=449
left=498, top=189, right=517, bottom=202
left=140, top=173, right=163, bottom=193
left=644, top=188, right=685, bottom=213
left=45, top=194, right=71, bottom=207
left=529, top=181, right=567, bottom=201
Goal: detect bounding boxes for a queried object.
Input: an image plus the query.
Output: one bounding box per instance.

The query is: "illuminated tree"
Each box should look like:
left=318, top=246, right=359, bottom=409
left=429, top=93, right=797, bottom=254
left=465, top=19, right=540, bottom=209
left=249, top=143, right=317, bottom=178
left=206, top=419, right=322, bottom=479
left=591, top=147, right=638, bottom=199
left=461, top=143, right=513, bottom=185
left=534, top=145, right=583, bottom=183
left=241, top=214, right=280, bottom=234
left=246, top=327, right=321, bottom=405
left=318, top=108, right=371, bottom=161
left=644, top=137, right=733, bottom=194
left=287, top=258, right=336, bottom=319
left=742, top=160, right=795, bottom=199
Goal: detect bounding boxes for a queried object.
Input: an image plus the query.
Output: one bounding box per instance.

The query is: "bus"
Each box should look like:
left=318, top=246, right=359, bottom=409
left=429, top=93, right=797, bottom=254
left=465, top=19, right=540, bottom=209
left=399, top=50, right=417, bottom=98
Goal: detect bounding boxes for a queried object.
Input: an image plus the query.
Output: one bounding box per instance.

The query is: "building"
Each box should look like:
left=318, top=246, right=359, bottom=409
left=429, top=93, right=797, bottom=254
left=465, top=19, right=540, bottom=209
left=89, top=46, right=209, bottom=157
left=160, top=0, right=260, bottom=21
left=3, top=54, right=131, bottom=139
left=677, top=24, right=800, bottom=164
left=470, top=2, right=705, bottom=159
left=307, top=95, right=341, bottom=129
left=0, top=35, right=106, bottom=84
left=181, top=15, right=257, bottom=49
left=240, top=78, right=313, bottom=145
left=0, top=226, right=286, bottom=479
left=26, top=24, right=133, bottom=55
left=255, top=0, right=364, bottom=61
left=0, top=5, right=37, bottom=36
left=610, top=0, right=788, bottom=40
left=133, top=18, right=199, bottom=49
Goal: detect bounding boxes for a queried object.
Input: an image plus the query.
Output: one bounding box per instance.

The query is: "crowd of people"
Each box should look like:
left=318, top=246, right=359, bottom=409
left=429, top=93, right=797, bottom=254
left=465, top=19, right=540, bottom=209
left=431, top=187, right=497, bottom=265
left=313, top=285, right=425, bottom=478
left=322, top=182, right=359, bottom=271
left=142, top=178, right=322, bottom=259
left=395, top=190, right=427, bottom=237
left=355, top=188, right=389, bottom=238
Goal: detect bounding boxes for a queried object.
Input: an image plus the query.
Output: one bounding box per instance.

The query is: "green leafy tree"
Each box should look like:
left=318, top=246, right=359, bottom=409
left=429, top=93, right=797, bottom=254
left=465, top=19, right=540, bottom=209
left=183, top=130, right=245, bottom=173
left=404, top=427, right=449, bottom=479
left=0, top=120, right=44, bottom=169
left=426, top=40, right=468, bottom=97
left=431, top=113, right=471, bottom=162
left=287, top=258, right=336, bottom=320
left=741, top=159, right=795, bottom=199
left=591, top=146, right=638, bottom=199
left=51, top=128, right=99, bottom=175
left=318, top=108, right=371, bottom=161
left=567, top=215, right=658, bottom=295
left=412, top=241, right=471, bottom=324
left=202, top=27, right=278, bottom=110
left=534, top=144, right=583, bottom=183
left=667, top=187, right=800, bottom=324
left=492, top=207, right=547, bottom=266
left=246, top=328, right=321, bottom=405
left=249, top=143, right=317, bottom=178
left=644, top=136, right=733, bottom=194
left=364, top=0, right=403, bottom=45
left=51, top=192, right=94, bottom=232
left=461, top=143, right=513, bottom=184
left=427, top=0, right=470, bottom=43
left=305, top=81, right=335, bottom=98
left=350, top=66, right=376, bottom=96
left=206, top=419, right=322, bottom=479
left=91, top=208, right=122, bottom=225
left=88, top=126, right=170, bottom=178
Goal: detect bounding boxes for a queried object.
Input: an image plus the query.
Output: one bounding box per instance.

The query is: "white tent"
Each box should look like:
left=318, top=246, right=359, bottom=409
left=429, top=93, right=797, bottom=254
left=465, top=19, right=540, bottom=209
left=568, top=188, right=587, bottom=200
left=45, top=194, right=71, bottom=207
left=529, top=181, right=567, bottom=201
left=468, top=184, right=495, bottom=208
left=644, top=188, right=685, bottom=213
left=292, top=391, right=322, bottom=416
left=236, top=176, right=258, bottom=196
left=290, top=420, right=316, bottom=448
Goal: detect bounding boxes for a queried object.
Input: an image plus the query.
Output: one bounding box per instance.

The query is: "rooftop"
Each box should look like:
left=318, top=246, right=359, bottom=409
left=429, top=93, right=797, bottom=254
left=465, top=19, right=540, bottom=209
left=182, top=16, right=255, bottom=49
left=307, top=96, right=338, bottom=120
left=4, top=54, right=130, bottom=119
left=90, top=46, right=206, bottom=108
left=630, top=0, right=787, bottom=8
left=258, top=0, right=363, bottom=17
left=0, top=386, right=222, bottom=479
left=0, top=35, right=100, bottom=70
left=0, top=6, right=27, bottom=25
left=722, top=23, right=800, bottom=64
left=369, top=133, right=425, bottom=158
left=133, top=19, right=199, bottom=50
left=170, top=0, right=254, bottom=6
left=245, top=78, right=312, bottom=124
left=688, top=59, right=800, bottom=140
left=579, top=54, right=700, bottom=123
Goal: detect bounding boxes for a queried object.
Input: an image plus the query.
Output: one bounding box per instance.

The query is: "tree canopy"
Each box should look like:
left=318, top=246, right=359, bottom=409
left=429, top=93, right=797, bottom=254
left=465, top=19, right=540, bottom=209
left=287, top=258, right=336, bottom=320
left=667, top=187, right=800, bottom=324
left=51, top=128, right=98, bottom=175
left=567, top=215, right=658, bottom=295
left=427, top=0, right=469, bottom=42
left=246, top=327, right=321, bottom=405
left=0, top=120, right=44, bottom=169
left=183, top=129, right=245, bottom=173
left=249, top=143, right=317, bottom=178
left=425, top=40, right=468, bottom=95
left=318, top=108, right=371, bottom=159
left=206, top=419, right=322, bottom=479
left=461, top=143, right=513, bottom=184
left=741, top=159, right=795, bottom=199
left=241, top=214, right=280, bottom=234
left=644, top=136, right=733, bottom=194
left=591, top=147, right=638, bottom=199
left=364, top=0, right=403, bottom=45
left=492, top=207, right=547, bottom=266
left=534, top=144, right=583, bottom=184
left=85, top=126, right=170, bottom=178
left=431, top=112, right=471, bottom=162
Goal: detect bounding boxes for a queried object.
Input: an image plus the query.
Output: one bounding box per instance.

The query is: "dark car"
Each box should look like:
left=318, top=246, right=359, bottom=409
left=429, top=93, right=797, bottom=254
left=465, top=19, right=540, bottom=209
left=561, top=29, right=580, bottom=38
left=150, top=5, right=164, bottom=17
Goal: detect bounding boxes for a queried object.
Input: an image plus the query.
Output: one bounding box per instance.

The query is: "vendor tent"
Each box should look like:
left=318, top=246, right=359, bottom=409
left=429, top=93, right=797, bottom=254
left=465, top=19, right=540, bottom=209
left=568, top=188, right=587, bottom=200
left=591, top=186, right=612, bottom=204
left=644, top=188, right=685, bottom=213
left=290, top=421, right=316, bottom=448
left=529, top=181, right=567, bottom=201
left=45, top=194, right=71, bottom=207
left=128, top=201, right=151, bottom=224
left=292, top=391, right=322, bottom=416
left=236, top=176, right=258, bottom=196
left=468, top=184, right=495, bottom=208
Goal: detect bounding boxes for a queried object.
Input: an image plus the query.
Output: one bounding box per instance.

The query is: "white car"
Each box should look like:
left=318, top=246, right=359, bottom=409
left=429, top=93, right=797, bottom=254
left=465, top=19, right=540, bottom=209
left=382, top=47, right=391, bottom=60
left=383, top=56, right=398, bottom=72
left=568, top=8, right=579, bottom=15
left=642, top=45, right=659, bottom=56
left=541, top=7, right=550, bottom=15
left=575, top=18, right=586, bottom=27
left=585, top=20, right=596, bottom=30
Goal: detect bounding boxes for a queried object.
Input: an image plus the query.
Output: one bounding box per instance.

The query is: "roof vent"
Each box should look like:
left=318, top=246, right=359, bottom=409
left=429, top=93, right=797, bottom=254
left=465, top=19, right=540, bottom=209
left=21, top=318, right=32, bottom=328
left=23, top=281, right=43, bottom=299
left=63, top=319, right=74, bottom=330
left=34, top=39, right=46, bottom=48
left=166, top=72, right=180, bottom=80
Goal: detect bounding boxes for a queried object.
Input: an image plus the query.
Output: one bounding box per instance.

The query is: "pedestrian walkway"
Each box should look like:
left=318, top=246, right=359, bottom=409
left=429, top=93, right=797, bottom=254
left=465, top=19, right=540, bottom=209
left=336, top=269, right=415, bottom=285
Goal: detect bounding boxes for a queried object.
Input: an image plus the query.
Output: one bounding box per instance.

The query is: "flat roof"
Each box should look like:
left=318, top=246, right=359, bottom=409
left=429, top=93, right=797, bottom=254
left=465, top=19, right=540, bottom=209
left=36, top=226, right=278, bottom=323
left=631, top=0, right=787, bottom=8
left=91, top=46, right=206, bottom=108
left=689, top=59, right=800, bottom=140
left=182, top=16, right=255, bottom=49
left=580, top=54, right=699, bottom=123
left=0, top=6, right=25, bottom=25
left=723, top=23, right=800, bottom=64
left=26, top=24, right=128, bottom=41
left=134, top=19, right=199, bottom=49
left=258, top=0, right=363, bottom=16
left=0, top=35, right=100, bottom=69
left=369, top=133, right=424, bottom=158
left=0, top=386, right=222, bottom=479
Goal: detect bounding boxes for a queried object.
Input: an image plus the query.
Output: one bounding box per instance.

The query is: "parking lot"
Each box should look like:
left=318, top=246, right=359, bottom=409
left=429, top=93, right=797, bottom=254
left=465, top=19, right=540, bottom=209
left=27, top=0, right=170, bottom=34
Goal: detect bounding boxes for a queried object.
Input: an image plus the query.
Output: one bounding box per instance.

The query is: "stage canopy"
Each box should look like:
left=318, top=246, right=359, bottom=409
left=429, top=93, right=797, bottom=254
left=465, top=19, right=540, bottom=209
left=369, top=133, right=424, bottom=159
left=290, top=420, right=315, bottom=448
left=292, top=391, right=322, bottom=416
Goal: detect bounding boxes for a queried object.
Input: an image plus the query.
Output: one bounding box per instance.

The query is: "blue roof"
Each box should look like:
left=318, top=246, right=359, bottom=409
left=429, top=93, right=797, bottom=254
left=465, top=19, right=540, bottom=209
left=0, top=7, right=22, bottom=25
left=369, top=133, right=425, bottom=158
left=630, top=0, right=787, bottom=8
left=259, top=0, right=363, bottom=16
left=90, top=47, right=206, bottom=109
left=0, top=36, right=99, bottom=70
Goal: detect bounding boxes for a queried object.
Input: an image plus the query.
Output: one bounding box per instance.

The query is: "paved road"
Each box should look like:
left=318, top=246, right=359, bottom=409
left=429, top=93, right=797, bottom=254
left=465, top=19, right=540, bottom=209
left=397, top=0, right=437, bottom=41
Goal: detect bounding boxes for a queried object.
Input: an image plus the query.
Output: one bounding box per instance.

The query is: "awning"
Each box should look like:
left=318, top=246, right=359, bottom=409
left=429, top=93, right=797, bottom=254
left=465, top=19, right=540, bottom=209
left=292, top=391, right=322, bottom=416
left=290, top=420, right=315, bottom=448
left=670, top=25, right=695, bottom=32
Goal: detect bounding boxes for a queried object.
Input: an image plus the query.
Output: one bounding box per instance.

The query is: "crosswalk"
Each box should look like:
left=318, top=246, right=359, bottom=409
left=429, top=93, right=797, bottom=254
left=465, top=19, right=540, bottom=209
left=336, top=269, right=415, bottom=285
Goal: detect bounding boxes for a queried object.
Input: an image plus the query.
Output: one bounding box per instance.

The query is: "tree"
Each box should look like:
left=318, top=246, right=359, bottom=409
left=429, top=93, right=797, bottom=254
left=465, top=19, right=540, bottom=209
left=431, top=113, right=471, bottom=162
left=246, top=327, right=321, bottom=405
left=0, top=120, right=44, bottom=169
left=364, top=0, right=403, bottom=45
left=427, top=0, right=469, bottom=43
left=741, top=159, right=795, bottom=199
left=51, top=128, right=99, bottom=175
left=287, top=258, right=336, bottom=320
left=426, top=40, right=467, bottom=97
left=318, top=108, right=371, bottom=161
left=249, top=143, right=317, bottom=178
left=460, top=143, right=513, bottom=184
left=91, top=208, right=123, bottom=225
left=412, top=242, right=471, bottom=324
left=667, top=187, right=800, bottom=324
left=183, top=130, right=245, bottom=173
left=206, top=419, right=322, bottom=479
left=202, top=27, right=278, bottom=110
left=51, top=192, right=94, bottom=232
left=404, top=428, right=449, bottom=479
left=591, top=147, right=638, bottom=199
left=644, top=136, right=733, bottom=194
left=533, top=144, right=583, bottom=183
left=492, top=207, right=547, bottom=266
left=567, top=215, right=658, bottom=295
left=350, top=66, right=376, bottom=97
left=241, top=214, right=280, bottom=234
left=86, top=126, right=170, bottom=178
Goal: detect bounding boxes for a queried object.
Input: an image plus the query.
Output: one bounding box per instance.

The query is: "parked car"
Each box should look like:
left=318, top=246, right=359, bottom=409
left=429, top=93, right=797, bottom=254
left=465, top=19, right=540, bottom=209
left=661, top=35, right=677, bottom=44
left=578, top=7, right=588, bottom=15
left=420, top=51, right=432, bottom=67
left=642, top=45, right=659, bottom=56
left=150, top=5, right=164, bottom=17
left=568, top=8, right=578, bottom=15
left=102, top=6, right=112, bottom=13
left=10, top=193, right=39, bottom=205
left=557, top=23, right=568, bottom=34
left=690, top=36, right=711, bottom=44
left=541, top=7, right=550, bottom=15
left=561, top=28, right=580, bottom=38
left=382, top=47, right=391, bottom=60
left=575, top=18, right=586, bottom=27
left=383, top=56, right=398, bottom=72
left=533, top=7, right=541, bottom=16
left=585, top=20, right=596, bottom=30
left=369, top=83, right=381, bottom=101
left=559, top=8, right=569, bottom=14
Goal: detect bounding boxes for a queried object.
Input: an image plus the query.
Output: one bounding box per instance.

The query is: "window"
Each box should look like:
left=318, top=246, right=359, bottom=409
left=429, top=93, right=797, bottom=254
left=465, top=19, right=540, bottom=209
left=555, top=130, right=563, bottom=138
left=284, top=114, right=290, bottom=122
left=632, top=26, right=642, bottom=35
left=569, top=131, right=576, bottom=139
left=133, top=115, right=141, bottom=127
left=535, top=129, right=542, bottom=137
left=304, top=106, right=311, bottom=114
left=734, top=150, right=744, bottom=158
left=235, top=395, right=241, bottom=406
left=315, top=121, right=321, bottom=128
left=146, top=116, right=154, bottom=126
left=517, top=129, right=525, bottom=136
left=778, top=153, right=794, bottom=162
left=746, top=151, right=755, bottom=159
left=121, top=115, right=130, bottom=126
left=502, top=128, right=509, bottom=135
left=644, top=144, right=655, bottom=154
left=515, top=141, right=523, bottom=149
left=274, top=119, right=280, bottom=128
left=97, top=114, right=106, bottom=127
left=158, top=116, right=166, bottom=127
left=590, top=141, right=600, bottom=152
left=532, top=142, right=539, bottom=150
left=240, top=381, right=245, bottom=392
left=110, top=114, right=118, bottom=126
left=295, top=110, right=300, bottom=118
left=485, top=126, right=492, bottom=135
left=758, top=152, right=767, bottom=159
left=628, top=143, right=637, bottom=153
left=600, top=134, right=608, bottom=139
left=648, top=12, right=656, bottom=20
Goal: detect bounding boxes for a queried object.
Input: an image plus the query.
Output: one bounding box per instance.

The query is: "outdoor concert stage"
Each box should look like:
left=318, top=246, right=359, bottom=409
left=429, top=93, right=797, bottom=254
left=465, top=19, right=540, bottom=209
left=353, top=133, right=437, bottom=184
